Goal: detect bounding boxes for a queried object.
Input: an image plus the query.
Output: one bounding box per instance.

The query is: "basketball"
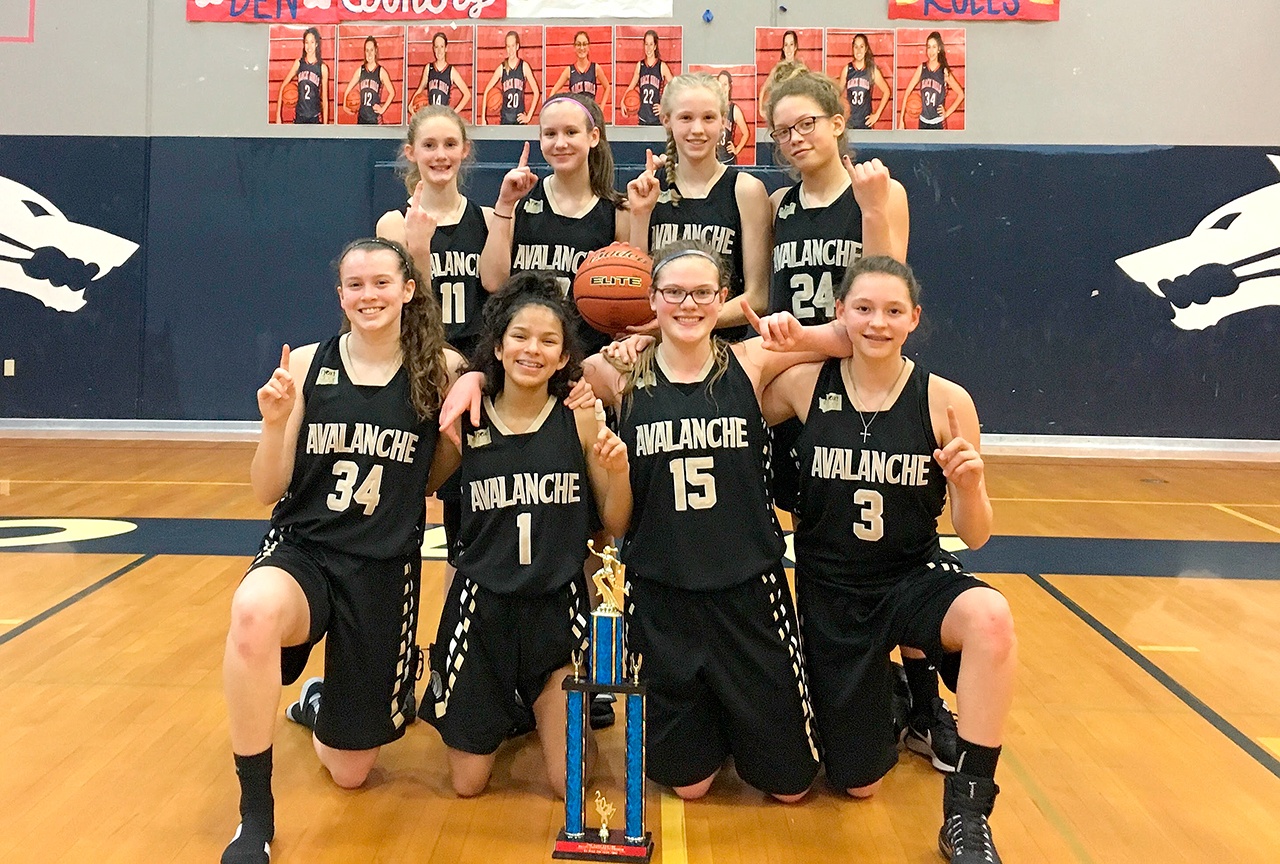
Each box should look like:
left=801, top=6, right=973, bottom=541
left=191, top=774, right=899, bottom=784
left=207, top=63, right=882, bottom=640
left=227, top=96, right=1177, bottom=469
left=906, top=92, right=922, bottom=119
left=623, top=89, right=641, bottom=115
left=281, top=81, right=298, bottom=107
left=409, top=91, right=431, bottom=115
left=344, top=88, right=361, bottom=114
left=572, top=243, right=654, bottom=335
left=486, top=87, right=503, bottom=118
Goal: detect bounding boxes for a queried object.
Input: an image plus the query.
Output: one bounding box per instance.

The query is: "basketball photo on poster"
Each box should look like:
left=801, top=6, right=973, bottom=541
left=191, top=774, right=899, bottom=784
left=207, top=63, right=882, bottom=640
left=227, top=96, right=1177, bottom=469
left=614, top=26, right=682, bottom=127
left=545, top=26, right=613, bottom=123
left=477, top=26, right=544, bottom=126
left=754, top=27, right=823, bottom=129
left=338, top=25, right=405, bottom=126
left=405, top=26, right=475, bottom=124
left=896, top=28, right=965, bottom=131
left=688, top=64, right=757, bottom=166
left=825, top=29, right=894, bottom=131
left=269, top=24, right=335, bottom=125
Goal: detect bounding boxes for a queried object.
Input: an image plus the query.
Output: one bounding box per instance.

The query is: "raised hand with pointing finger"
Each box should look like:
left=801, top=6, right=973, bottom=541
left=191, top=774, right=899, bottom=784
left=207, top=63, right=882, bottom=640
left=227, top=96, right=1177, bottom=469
left=495, top=141, right=538, bottom=215
left=591, top=398, right=628, bottom=474
left=933, top=404, right=985, bottom=493
left=257, top=344, right=296, bottom=426
left=626, top=148, right=664, bottom=216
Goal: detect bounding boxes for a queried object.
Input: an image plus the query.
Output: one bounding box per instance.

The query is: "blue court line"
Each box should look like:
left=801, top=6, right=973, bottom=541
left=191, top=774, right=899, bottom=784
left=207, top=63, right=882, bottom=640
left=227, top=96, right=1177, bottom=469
left=1028, top=571, right=1280, bottom=781
left=0, top=554, right=154, bottom=647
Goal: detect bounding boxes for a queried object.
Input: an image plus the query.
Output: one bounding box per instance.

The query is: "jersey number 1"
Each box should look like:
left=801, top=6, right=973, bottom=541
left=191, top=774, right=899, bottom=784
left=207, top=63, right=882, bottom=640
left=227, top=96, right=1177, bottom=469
left=327, top=461, right=383, bottom=515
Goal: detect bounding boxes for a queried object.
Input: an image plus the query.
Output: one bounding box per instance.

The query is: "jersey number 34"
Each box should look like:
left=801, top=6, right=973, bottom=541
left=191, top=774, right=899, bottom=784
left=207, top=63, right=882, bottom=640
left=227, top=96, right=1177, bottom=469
left=327, top=461, right=384, bottom=515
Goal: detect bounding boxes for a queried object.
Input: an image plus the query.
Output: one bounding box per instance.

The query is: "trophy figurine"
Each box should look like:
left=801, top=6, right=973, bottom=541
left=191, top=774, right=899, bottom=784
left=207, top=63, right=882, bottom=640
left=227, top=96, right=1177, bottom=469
left=553, top=542, right=653, bottom=862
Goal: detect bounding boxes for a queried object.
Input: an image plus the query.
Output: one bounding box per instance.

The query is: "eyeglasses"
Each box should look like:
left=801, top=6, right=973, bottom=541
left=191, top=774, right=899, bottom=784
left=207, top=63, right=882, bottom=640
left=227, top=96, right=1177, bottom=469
left=657, top=286, right=720, bottom=305
left=769, top=114, right=831, bottom=144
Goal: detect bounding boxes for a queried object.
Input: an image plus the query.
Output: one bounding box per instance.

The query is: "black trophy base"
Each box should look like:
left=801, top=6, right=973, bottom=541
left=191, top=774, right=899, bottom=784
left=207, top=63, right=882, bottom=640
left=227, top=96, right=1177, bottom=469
left=553, top=829, right=653, bottom=861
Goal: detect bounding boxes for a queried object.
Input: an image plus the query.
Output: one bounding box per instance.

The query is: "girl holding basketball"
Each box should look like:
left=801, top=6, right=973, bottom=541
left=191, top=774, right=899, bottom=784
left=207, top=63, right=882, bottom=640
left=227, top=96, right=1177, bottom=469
left=619, top=29, right=673, bottom=126
left=222, top=238, right=463, bottom=864
left=626, top=72, right=770, bottom=340
left=277, top=27, right=328, bottom=125
left=899, top=31, right=964, bottom=131
left=547, top=31, right=611, bottom=108
left=480, top=30, right=541, bottom=126
left=408, top=32, right=471, bottom=115
left=753, top=256, right=1012, bottom=864
left=422, top=273, right=630, bottom=799
left=842, top=34, right=891, bottom=130
left=343, top=35, right=394, bottom=125
left=479, top=92, right=629, bottom=352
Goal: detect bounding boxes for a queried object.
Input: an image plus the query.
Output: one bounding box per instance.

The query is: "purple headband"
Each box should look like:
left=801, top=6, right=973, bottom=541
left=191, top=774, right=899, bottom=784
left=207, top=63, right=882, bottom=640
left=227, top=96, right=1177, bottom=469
left=542, top=95, right=596, bottom=129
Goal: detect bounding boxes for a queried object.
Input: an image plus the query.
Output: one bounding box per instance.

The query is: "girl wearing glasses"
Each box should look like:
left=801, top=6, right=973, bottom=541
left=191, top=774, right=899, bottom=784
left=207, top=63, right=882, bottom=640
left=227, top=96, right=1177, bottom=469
left=480, top=93, right=629, bottom=353
left=899, top=31, right=964, bottom=131
left=574, top=240, right=851, bottom=802
left=547, top=30, right=611, bottom=108
left=626, top=72, right=771, bottom=342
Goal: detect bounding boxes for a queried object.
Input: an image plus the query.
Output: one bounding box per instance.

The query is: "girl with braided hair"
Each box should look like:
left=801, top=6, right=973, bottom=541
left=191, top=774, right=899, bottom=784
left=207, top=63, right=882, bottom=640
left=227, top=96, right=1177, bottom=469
left=626, top=72, right=770, bottom=341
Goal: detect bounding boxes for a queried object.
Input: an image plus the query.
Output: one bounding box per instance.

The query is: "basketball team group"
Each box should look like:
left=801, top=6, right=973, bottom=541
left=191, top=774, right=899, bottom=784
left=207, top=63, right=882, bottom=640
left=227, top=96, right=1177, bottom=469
left=221, top=60, right=1015, bottom=864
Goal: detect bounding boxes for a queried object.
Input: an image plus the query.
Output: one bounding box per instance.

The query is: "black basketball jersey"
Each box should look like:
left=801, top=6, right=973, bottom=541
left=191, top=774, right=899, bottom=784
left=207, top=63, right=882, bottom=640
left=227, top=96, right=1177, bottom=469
left=500, top=61, right=527, bottom=125
left=427, top=62, right=453, bottom=106
left=793, top=359, right=947, bottom=588
left=649, top=167, right=746, bottom=336
left=512, top=178, right=618, bottom=351
left=358, top=64, right=382, bottom=125
left=568, top=62, right=598, bottom=98
left=271, top=335, right=439, bottom=559
left=619, top=349, right=784, bottom=591
left=919, top=64, right=947, bottom=126
left=637, top=60, right=662, bottom=125
left=770, top=183, right=863, bottom=323
left=295, top=59, right=323, bottom=123
left=844, top=63, right=873, bottom=128
left=401, top=198, right=489, bottom=356
left=454, top=397, right=596, bottom=595
left=716, top=102, right=738, bottom=164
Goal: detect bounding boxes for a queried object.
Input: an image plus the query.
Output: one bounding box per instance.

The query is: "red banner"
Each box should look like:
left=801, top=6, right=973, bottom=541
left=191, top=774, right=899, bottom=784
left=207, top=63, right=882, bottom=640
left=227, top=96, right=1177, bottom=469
left=888, top=0, right=1059, bottom=21
left=187, top=0, right=507, bottom=24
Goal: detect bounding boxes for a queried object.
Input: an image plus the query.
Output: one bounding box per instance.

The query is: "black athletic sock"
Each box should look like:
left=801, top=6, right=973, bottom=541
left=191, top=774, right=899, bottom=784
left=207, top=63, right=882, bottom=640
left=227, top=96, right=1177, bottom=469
left=902, top=656, right=939, bottom=711
left=223, top=748, right=274, bottom=864
left=954, top=735, right=1001, bottom=780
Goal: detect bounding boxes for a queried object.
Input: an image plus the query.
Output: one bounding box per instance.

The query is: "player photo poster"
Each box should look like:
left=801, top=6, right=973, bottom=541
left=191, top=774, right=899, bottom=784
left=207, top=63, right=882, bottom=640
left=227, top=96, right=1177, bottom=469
left=613, top=25, right=682, bottom=128
left=406, top=25, right=476, bottom=124
left=754, top=27, right=824, bottom=131
left=895, top=28, right=965, bottom=131
left=544, top=26, right=614, bottom=124
left=476, top=25, right=545, bottom=127
left=825, top=29, right=895, bottom=132
left=688, top=64, right=757, bottom=167
left=338, top=25, right=406, bottom=126
left=269, top=24, right=336, bottom=125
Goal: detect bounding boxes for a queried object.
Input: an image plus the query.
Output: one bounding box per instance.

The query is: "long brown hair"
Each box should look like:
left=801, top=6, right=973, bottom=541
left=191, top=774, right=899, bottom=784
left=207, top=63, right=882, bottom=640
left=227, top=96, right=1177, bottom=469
left=337, top=238, right=450, bottom=420
left=542, top=93, right=623, bottom=208
left=400, top=104, right=474, bottom=194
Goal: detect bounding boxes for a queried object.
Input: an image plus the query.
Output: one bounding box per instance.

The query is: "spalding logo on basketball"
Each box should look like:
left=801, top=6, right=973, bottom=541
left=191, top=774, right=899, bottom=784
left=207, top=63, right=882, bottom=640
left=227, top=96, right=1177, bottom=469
left=573, top=242, right=655, bottom=335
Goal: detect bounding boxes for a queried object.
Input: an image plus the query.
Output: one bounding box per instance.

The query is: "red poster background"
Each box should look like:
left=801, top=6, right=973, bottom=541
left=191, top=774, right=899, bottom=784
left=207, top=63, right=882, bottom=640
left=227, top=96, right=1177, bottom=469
left=825, top=29, right=895, bottom=131
left=612, top=25, right=682, bottom=128
left=337, top=25, right=406, bottom=126
left=754, top=27, right=824, bottom=129
left=544, top=26, right=614, bottom=123
left=887, top=0, right=1057, bottom=21
left=475, top=25, right=544, bottom=127
left=895, top=28, right=965, bottom=131
left=688, top=64, right=757, bottom=166
left=268, top=24, right=337, bottom=124
left=405, top=25, right=475, bottom=124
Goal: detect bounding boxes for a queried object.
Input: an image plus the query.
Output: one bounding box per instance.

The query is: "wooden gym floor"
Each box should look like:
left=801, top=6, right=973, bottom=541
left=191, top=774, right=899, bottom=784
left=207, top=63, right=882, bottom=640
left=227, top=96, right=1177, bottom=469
left=0, top=439, right=1277, bottom=863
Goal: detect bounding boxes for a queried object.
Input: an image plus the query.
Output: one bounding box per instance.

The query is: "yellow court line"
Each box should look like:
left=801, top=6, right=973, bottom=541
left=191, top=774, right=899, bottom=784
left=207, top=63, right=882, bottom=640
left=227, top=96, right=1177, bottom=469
left=8, top=479, right=248, bottom=487
left=1001, top=748, right=1096, bottom=864
left=1211, top=504, right=1280, bottom=537
left=1260, top=738, right=1280, bottom=759
left=659, top=791, right=688, bottom=864
left=0, top=618, right=24, bottom=625
left=990, top=497, right=1280, bottom=508
left=0, top=479, right=9, bottom=495
left=1136, top=645, right=1200, bottom=653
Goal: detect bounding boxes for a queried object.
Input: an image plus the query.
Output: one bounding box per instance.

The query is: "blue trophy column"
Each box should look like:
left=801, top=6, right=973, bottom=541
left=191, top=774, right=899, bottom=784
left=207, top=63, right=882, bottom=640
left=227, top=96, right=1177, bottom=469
left=566, top=688, right=586, bottom=838
left=624, top=691, right=645, bottom=843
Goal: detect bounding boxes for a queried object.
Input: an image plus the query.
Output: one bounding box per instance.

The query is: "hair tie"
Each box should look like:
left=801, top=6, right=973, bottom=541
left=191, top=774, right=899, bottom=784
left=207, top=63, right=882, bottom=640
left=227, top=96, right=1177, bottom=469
left=651, top=248, right=719, bottom=280
left=542, top=95, right=596, bottom=129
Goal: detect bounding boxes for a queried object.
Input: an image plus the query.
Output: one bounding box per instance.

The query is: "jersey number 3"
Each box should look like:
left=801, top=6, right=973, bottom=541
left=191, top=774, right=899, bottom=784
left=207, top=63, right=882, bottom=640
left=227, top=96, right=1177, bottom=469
left=327, top=461, right=384, bottom=515
left=853, top=489, right=884, bottom=541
